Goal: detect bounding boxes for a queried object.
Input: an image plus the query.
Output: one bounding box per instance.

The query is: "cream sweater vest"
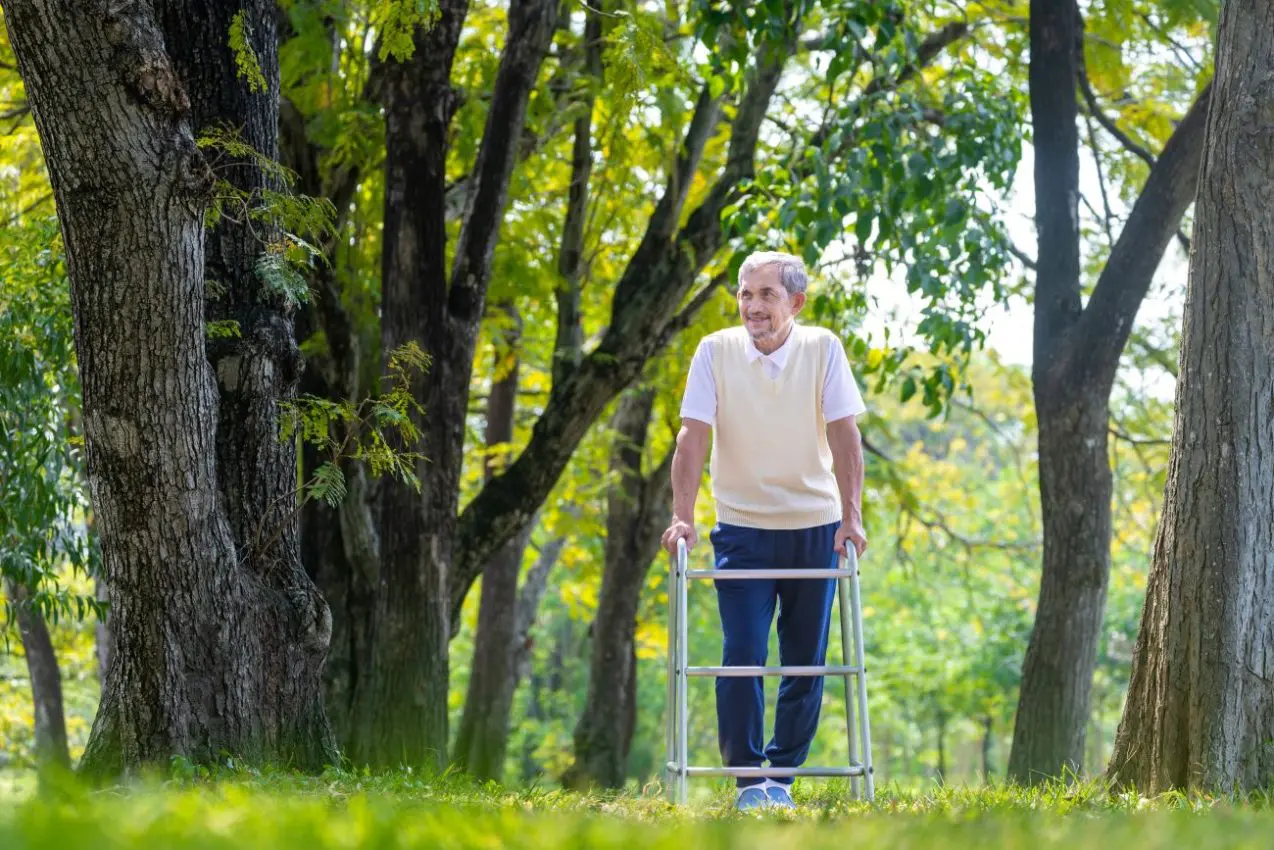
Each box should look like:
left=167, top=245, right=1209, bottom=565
left=707, top=324, right=841, bottom=530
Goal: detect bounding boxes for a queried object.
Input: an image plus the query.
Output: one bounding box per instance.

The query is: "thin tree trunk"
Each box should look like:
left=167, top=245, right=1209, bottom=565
left=6, top=580, right=69, bottom=770
left=935, top=709, right=948, bottom=783
left=564, top=389, right=673, bottom=789
left=512, top=538, right=563, bottom=685
left=454, top=303, right=531, bottom=781
left=5, top=0, right=335, bottom=777
left=1107, top=0, right=1274, bottom=793
left=981, top=715, right=993, bottom=784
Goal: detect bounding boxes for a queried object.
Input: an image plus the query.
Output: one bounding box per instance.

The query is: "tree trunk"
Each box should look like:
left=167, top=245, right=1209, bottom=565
left=453, top=304, right=533, bottom=781
left=935, top=709, right=948, bottom=782
left=981, top=715, right=993, bottom=784
left=156, top=0, right=335, bottom=768
left=298, top=436, right=377, bottom=748
left=564, top=389, right=673, bottom=789
left=352, top=0, right=558, bottom=769
left=1007, top=0, right=1212, bottom=784
left=5, top=0, right=334, bottom=778
left=6, top=580, right=70, bottom=770
left=1107, top=0, right=1274, bottom=793
left=1010, top=392, right=1112, bottom=781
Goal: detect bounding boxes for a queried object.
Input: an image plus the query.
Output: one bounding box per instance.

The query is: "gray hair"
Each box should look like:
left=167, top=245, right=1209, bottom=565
left=737, top=251, right=808, bottom=296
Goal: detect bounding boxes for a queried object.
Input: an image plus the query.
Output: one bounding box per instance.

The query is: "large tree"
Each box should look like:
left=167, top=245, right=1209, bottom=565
left=1006, top=0, right=1211, bottom=782
left=2, top=0, right=335, bottom=775
left=1106, top=0, right=1274, bottom=793
left=348, top=0, right=561, bottom=769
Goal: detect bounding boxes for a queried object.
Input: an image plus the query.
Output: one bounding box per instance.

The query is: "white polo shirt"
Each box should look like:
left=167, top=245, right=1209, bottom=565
left=679, top=323, right=867, bottom=425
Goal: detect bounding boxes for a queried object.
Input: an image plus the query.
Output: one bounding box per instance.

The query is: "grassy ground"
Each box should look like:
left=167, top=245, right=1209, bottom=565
left=2, top=767, right=1272, bottom=849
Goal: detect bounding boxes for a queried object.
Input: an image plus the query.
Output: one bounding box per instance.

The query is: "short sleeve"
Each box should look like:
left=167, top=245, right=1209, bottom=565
left=822, top=336, right=867, bottom=422
left=679, top=338, right=716, bottom=424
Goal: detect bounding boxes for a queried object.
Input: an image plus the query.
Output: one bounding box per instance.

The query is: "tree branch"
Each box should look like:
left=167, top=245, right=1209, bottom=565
left=552, top=6, right=602, bottom=389
left=1109, top=427, right=1169, bottom=447
left=906, top=508, right=1040, bottom=553
left=1077, top=67, right=1155, bottom=168
left=1071, top=82, right=1211, bottom=382
left=659, top=271, right=727, bottom=346
left=447, top=0, right=559, bottom=329
left=862, top=21, right=969, bottom=100
left=1009, top=241, right=1038, bottom=270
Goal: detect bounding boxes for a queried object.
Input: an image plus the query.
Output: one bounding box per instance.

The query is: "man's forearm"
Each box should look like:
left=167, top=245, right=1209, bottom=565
left=671, top=427, right=709, bottom=520
left=828, top=419, right=864, bottom=521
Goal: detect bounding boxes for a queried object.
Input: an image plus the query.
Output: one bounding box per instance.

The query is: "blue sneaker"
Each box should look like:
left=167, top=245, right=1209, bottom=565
left=765, top=782, right=796, bottom=809
left=736, top=786, right=769, bottom=811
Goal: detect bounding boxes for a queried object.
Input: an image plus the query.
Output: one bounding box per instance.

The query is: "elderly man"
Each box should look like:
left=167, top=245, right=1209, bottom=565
left=661, top=250, right=868, bottom=810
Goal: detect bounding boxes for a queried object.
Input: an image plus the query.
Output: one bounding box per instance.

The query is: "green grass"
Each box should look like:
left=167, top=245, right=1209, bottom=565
left=2, top=767, right=1273, bottom=849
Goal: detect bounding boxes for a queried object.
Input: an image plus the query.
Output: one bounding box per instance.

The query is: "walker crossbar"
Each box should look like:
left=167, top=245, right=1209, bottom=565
left=687, top=568, right=854, bottom=580
left=666, top=763, right=867, bottom=778
left=665, top=537, right=876, bottom=805
left=688, top=665, right=859, bottom=677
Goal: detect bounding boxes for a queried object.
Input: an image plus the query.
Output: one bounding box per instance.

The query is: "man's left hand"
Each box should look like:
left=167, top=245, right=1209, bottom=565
left=835, top=517, right=868, bottom=559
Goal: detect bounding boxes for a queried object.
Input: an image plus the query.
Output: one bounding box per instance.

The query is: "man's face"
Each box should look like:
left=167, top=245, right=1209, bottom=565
left=737, top=265, right=804, bottom=343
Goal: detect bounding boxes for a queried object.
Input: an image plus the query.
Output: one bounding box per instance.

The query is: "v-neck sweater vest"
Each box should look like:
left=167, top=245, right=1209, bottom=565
left=706, top=324, right=841, bottom=529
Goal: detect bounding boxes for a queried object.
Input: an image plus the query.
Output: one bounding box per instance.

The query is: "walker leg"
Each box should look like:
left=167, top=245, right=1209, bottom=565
left=676, top=540, right=689, bottom=805
left=666, top=546, right=677, bottom=803
left=847, top=550, right=875, bottom=802
left=837, top=568, right=860, bottom=800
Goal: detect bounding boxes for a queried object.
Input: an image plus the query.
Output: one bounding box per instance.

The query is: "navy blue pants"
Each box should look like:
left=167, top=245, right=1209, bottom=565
left=710, top=521, right=838, bottom=788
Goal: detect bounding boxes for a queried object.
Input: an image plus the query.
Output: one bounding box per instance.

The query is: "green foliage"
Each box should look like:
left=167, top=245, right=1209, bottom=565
left=0, top=216, right=101, bottom=634
left=229, top=10, right=268, bottom=94
left=281, top=342, right=432, bottom=502
left=602, top=7, right=690, bottom=119
left=197, top=126, right=336, bottom=310
left=254, top=251, right=312, bottom=311
left=205, top=319, right=243, bottom=340
left=721, top=9, right=1025, bottom=417
left=372, top=0, right=441, bottom=61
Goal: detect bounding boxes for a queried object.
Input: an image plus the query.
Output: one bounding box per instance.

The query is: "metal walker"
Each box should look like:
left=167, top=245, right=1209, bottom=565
left=664, top=537, right=875, bottom=804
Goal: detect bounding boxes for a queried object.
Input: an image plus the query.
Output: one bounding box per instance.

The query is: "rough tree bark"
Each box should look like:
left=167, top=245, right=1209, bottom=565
left=351, top=0, right=559, bottom=769
left=453, top=303, right=533, bottom=780
left=155, top=0, right=337, bottom=764
left=3, top=0, right=335, bottom=777
left=1106, top=0, right=1274, bottom=793
left=6, top=580, right=70, bottom=770
left=563, top=388, right=674, bottom=789
left=1007, top=0, right=1212, bottom=782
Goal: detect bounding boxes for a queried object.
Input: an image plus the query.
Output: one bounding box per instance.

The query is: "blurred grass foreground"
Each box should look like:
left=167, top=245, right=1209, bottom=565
left=4, top=768, right=1274, bottom=850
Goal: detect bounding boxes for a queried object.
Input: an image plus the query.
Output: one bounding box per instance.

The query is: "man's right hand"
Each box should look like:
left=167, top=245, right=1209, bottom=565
left=661, top=517, right=697, bottom=555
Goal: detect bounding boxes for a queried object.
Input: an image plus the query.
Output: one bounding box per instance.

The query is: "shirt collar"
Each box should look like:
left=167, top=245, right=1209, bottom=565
left=744, top=322, right=797, bottom=368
